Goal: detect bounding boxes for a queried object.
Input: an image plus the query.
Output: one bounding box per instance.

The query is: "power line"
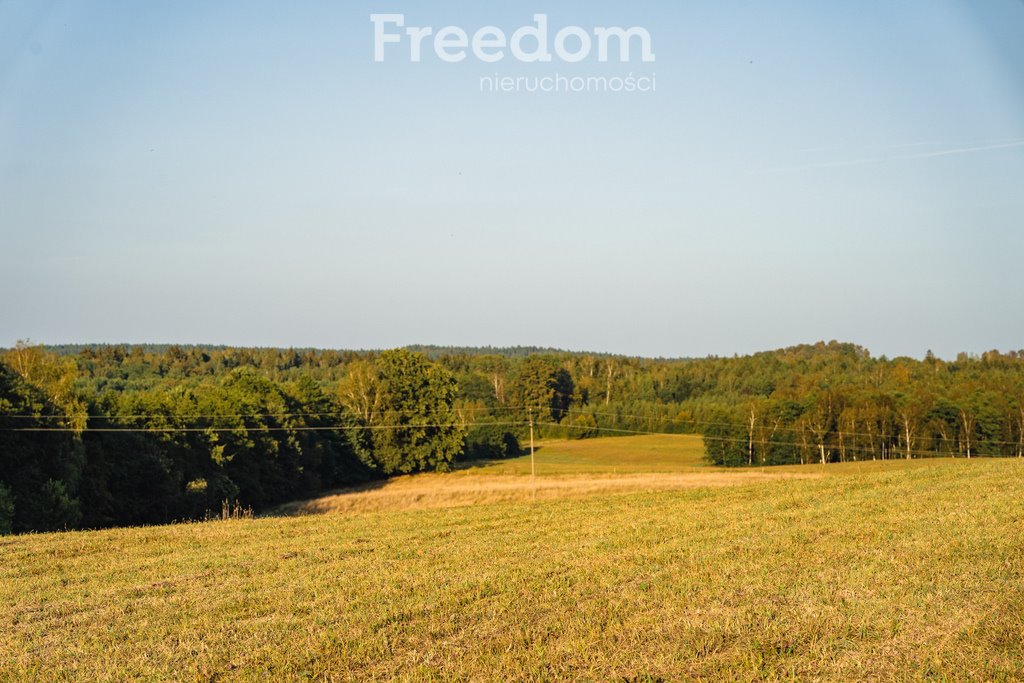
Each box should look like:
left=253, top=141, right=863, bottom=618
left=2, top=408, right=1016, bottom=459
left=3, top=400, right=1022, bottom=449
left=573, top=409, right=1024, bottom=449
left=0, top=405, right=520, bottom=420
left=3, top=421, right=524, bottom=434
left=3, top=404, right=1022, bottom=448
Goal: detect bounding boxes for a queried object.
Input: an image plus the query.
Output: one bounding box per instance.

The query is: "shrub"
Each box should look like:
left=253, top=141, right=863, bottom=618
left=571, top=413, right=599, bottom=439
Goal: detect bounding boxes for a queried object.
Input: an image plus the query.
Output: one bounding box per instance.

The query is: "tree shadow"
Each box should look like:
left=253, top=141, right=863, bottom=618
left=452, top=445, right=544, bottom=471
left=261, top=477, right=393, bottom=517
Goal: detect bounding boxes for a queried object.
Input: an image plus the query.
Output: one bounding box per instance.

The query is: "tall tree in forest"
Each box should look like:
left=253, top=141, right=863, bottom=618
left=475, top=355, right=509, bottom=406
left=336, top=358, right=382, bottom=424
left=368, top=350, right=465, bottom=474
left=512, top=357, right=575, bottom=422
left=0, top=362, right=84, bottom=532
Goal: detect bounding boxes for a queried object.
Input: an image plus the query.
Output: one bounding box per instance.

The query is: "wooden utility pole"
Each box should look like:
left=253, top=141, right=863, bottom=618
left=529, top=407, right=536, bottom=503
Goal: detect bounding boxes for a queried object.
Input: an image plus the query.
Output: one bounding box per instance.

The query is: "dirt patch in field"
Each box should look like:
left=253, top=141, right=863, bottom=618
left=272, top=470, right=819, bottom=517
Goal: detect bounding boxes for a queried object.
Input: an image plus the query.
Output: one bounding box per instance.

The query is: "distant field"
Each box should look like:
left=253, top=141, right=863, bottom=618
left=463, top=433, right=709, bottom=474
left=3, top=438, right=1023, bottom=681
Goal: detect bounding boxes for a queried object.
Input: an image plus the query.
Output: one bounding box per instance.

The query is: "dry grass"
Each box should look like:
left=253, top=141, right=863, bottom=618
left=3, top=437, right=1023, bottom=681
left=276, top=471, right=817, bottom=516
left=274, top=435, right=812, bottom=516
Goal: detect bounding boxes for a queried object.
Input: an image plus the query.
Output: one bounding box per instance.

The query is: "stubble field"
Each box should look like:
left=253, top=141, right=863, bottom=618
left=3, top=435, right=1023, bottom=681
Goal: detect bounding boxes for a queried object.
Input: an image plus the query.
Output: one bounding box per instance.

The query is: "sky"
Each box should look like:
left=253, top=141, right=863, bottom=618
left=1, top=1, right=1023, bottom=360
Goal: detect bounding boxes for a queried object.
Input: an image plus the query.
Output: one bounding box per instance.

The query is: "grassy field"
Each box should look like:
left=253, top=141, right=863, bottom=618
left=462, top=434, right=710, bottom=474
left=3, top=436, right=1024, bottom=681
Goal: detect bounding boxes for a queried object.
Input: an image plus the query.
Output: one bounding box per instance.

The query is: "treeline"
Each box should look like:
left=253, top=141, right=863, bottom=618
left=0, top=347, right=465, bottom=534
left=3, top=340, right=1024, bottom=533
left=700, top=348, right=1024, bottom=466
left=430, top=342, right=1024, bottom=465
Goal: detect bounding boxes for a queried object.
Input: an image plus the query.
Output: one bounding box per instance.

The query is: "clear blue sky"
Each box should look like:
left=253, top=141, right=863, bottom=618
left=2, top=1, right=1022, bottom=359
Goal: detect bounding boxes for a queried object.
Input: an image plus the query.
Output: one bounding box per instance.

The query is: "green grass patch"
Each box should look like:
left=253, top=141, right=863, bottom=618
left=459, top=433, right=708, bottom=475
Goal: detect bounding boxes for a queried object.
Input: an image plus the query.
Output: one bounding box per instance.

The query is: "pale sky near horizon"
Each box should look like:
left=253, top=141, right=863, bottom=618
left=1, top=1, right=1023, bottom=360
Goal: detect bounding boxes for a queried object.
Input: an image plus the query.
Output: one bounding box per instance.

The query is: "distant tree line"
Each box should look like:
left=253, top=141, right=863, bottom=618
left=3, top=339, right=1024, bottom=533
left=698, top=352, right=1024, bottom=466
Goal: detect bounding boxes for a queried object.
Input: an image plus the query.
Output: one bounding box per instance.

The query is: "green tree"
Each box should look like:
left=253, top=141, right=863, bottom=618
left=513, top=357, right=575, bottom=422
left=368, top=350, right=465, bottom=474
left=0, top=361, right=85, bottom=532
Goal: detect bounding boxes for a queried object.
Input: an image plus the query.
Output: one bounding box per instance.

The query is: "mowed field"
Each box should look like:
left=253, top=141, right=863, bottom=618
left=3, top=435, right=1024, bottom=681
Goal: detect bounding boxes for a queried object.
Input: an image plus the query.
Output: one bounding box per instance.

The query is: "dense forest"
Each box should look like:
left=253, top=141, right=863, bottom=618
left=2, top=340, right=1023, bottom=533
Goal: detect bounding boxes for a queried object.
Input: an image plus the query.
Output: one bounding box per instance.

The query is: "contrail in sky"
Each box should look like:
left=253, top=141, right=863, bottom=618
left=769, top=138, right=1024, bottom=173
